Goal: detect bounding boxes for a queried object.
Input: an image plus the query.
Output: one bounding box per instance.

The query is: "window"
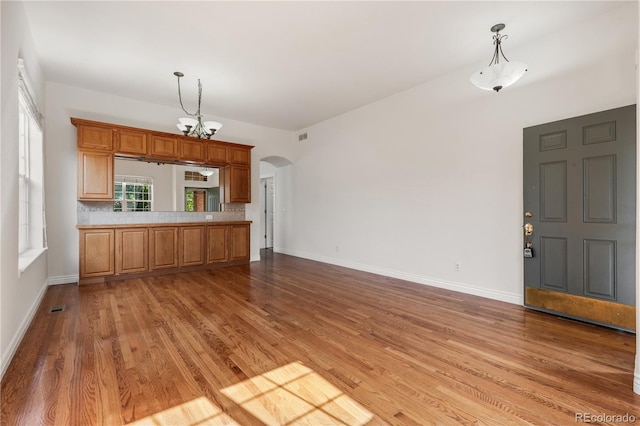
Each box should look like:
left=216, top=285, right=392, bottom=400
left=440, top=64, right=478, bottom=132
left=18, top=100, right=30, bottom=253
left=114, top=176, right=153, bottom=212
left=185, top=187, right=220, bottom=212
left=17, top=58, right=46, bottom=272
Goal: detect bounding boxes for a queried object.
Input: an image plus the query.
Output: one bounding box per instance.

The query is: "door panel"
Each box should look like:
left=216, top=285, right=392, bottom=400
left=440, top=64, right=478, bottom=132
left=540, top=236, right=568, bottom=291
left=523, top=104, right=636, bottom=330
left=583, top=155, right=616, bottom=223
left=539, top=161, right=567, bottom=222
left=583, top=239, right=616, bottom=300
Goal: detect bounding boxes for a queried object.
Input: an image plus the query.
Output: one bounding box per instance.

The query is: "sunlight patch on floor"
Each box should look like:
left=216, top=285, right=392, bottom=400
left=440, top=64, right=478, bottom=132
left=126, top=396, right=239, bottom=426
left=221, top=361, right=373, bottom=425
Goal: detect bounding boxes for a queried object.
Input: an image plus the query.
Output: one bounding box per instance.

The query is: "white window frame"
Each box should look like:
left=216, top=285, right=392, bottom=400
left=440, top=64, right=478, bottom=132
left=17, top=58, right=46, bottom=273
left=114, top=175, right=154, bottom=212
left=18, top=99, right=30, bottom=254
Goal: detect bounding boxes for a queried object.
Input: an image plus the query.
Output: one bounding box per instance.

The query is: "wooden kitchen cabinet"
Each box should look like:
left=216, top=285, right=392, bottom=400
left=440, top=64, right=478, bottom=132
left=116, top=130, right=147, bottom=156
left=150, top=226, right=179, bottom=270
left=180, top=225, right=205, bottom=266
left=79, top=229, right=115, bottom=277
left=77, top=150, right=114, bottom=200
left=206, top=142, right=229, bottom=165
left=224, top=165, right=251, bottom=203
left=115, top=228, right=148, bottom=274
left=228, top=146, right=251, bottom=165
left=76, top=123, right=113, bottom=151
left=77, top=221, right=251, bottom=284
left=149, top=135, right=178, bottom=159
left=179, top=139, right=206, bottom=162
left=230, top=224, right=250, bottom=261
left=72, top=118, right=253, bottom=204
left=206, top=225, right=229, bottom=263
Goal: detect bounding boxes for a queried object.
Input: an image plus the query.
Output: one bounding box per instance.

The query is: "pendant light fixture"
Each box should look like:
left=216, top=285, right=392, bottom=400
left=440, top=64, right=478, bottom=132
left=174, top=71, right=222, bottom=139
left=470, top=23, right=527, bottom=92
left=199, top=168, right=214, bottom=177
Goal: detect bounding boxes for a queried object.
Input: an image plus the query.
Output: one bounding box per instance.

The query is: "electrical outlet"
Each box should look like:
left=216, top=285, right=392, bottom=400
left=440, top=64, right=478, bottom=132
left=205, top=214, right=213, bottom=220
left=455, top=262, right=461, bottom=272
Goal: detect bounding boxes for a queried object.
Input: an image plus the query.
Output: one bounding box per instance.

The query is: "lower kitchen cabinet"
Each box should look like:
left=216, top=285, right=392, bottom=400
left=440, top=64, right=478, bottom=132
left=78, top=221, right=251, bottom=284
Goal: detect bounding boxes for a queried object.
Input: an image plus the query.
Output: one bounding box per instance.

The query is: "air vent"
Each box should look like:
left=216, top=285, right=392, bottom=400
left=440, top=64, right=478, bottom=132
left=49, top=304, right=65, bottom=314
left=298, top=132, right=308, bottom=142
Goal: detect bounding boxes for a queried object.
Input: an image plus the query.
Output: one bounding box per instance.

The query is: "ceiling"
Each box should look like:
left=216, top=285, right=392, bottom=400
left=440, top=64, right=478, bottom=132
left=22, top=1, right=630, bottom=131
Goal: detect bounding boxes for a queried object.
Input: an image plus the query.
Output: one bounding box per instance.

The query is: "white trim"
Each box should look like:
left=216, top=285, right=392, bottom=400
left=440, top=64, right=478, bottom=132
left=18, top=247, right=47, bottom=275
left=273, top=248, right=522, bottom=305
left=250, top=255, right=261, bottom=262
left=47, top=275, right=79, bottom=286
left=0, top=280, right=48, bottom=380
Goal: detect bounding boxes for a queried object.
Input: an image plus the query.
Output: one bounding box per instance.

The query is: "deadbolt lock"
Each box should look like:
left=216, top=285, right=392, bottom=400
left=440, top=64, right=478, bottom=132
left=524, top=223, right=533, bottom=236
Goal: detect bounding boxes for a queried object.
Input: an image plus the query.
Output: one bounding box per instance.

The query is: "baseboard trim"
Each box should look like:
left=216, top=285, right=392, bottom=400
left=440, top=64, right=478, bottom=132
left=0, top=280, right=49, bottom=380
left=273, top=248, right=522, bottom=305
left=47, top=274, right=78, bottom=285
left=634, top=355, right=640, bottom=395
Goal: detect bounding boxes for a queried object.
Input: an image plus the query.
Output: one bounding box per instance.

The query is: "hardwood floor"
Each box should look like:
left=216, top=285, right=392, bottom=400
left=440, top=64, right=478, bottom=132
left=2, top=251, right=638, bottom=425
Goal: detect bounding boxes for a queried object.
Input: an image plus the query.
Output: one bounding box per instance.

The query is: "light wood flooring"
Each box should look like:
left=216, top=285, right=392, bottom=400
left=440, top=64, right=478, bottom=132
left=1, top=251, right=638, bottom=425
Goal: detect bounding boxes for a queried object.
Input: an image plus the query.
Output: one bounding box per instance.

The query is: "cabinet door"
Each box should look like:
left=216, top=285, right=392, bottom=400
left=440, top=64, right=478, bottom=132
left=180, top=139, right=205, bottom=162
left=78, top=150, right=114, bottom=200
left=224, top=165, right=251, bottom=203
left=77, top=124, right=113, bottom=151
left=116, top=228, right=148, bottom=274
left=228, top=146, right=251, bottom=165
left=180, top=226, right=205, bottom=266
left=80, top=229, right=115, bottom=278
left=207, top=225, right=229, bottom=263
left=150, top=227, right=179, bottom=270
left=116, top=130, right=148, bottom=156
left=230, top=224, right=250, bottom=261
left=206, top=142, right=228, bottom=165
left=149, top=135, right=178, bottom=158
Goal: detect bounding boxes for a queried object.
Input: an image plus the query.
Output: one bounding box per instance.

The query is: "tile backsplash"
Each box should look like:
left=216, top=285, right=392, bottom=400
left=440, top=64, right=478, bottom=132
left=77, top=201, right=246, bottom=225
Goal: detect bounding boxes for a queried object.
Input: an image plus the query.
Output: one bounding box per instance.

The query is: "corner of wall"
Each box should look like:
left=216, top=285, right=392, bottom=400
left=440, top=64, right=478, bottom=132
left=0, top=278, right=48, bottom=380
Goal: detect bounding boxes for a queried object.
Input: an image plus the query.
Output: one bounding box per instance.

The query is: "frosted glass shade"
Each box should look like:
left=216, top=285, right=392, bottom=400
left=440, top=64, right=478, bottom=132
left=204, top=121, right=223, bottom=132
left=179, top=117, right=198, bottom=126
left=199, top=168, right=214, bottom=177
left=470, top=61, right=527, bottom=92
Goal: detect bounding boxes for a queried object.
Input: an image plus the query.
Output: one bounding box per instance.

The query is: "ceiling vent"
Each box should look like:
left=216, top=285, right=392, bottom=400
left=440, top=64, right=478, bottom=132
left=298, top=132, right=308, bottom=142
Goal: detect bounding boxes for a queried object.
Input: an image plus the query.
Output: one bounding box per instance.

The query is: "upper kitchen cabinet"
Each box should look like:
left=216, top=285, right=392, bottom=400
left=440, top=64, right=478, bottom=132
left=73, top=119, right=113, bottom=151
left=71, top=117, right=253, bottom=203
left=116, top=129, right=148, bottom=156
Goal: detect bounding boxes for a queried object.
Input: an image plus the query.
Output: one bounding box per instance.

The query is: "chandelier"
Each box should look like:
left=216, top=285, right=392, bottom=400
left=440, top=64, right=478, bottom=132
left=174, top=71, right=222, bottom=139
left=470, top=23, right=527, bottom=92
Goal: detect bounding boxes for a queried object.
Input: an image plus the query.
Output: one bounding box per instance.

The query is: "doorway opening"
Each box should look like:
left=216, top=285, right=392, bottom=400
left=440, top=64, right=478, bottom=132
left=259, top=155, right=293, bottom=252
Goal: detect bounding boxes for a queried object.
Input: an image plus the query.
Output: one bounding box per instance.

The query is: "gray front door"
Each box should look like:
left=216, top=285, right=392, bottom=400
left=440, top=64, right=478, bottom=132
left=523, top=105, right=636, bottom=331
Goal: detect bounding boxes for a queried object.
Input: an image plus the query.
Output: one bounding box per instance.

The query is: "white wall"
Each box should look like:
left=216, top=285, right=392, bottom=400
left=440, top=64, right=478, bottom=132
left=276, top=3, right=638, bottom=304
left=0, top=1, right=48, bottom=378
left=45, top=82, right=294, bottom=281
